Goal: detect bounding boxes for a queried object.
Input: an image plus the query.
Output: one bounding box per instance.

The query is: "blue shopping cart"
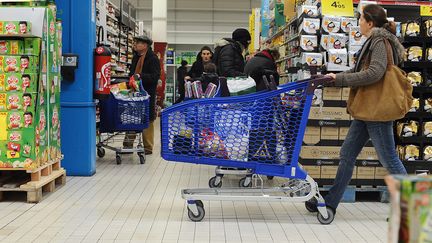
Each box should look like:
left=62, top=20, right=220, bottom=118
left=97, top=77, right=150, bottom=165
left=160, top=76, right=334, bottom=224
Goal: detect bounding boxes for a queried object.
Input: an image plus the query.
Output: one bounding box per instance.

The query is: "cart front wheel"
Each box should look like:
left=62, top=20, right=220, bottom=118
left=317, top=207, right=335, bottom=225
left=138, top=154, right=145, bottom=164
left=239, top=177, right=252, bottom=188
left=305, top=198, right=318, bottom=213
left=209, top=176, right=222, bottom=188
left=187, top=204, right=205, bottom=222
left=116, top=155, right=122, bottom=165
left=97, top=147, right=105, bottom=158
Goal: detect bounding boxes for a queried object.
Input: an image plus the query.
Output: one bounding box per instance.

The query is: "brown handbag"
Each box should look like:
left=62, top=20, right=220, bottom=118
left=347, top=39, right=413, bottom=122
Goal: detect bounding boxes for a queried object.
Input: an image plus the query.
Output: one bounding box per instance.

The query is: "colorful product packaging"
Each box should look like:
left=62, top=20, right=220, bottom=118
left=349, top=26, right=366, bottom=46
left=0, top=73, right=38, bottom=92
left=0, top=55, right=38, bottom=73
left=341, top=17, right=357, bottom=33
left=297, top=5, right=319, bottom=18
left=328, top=49, right=348, bottom=67
left=0, top=21, right=32, bottom=35
left=0, top=92, right=36, bottom=112
left=0, top=40, right=23, bottom=55
left=406, top=46, right=423, bottom=62
left=301, top=52, right=323, bottom=66
left=300, top=35, right=318, bottom=51
left=300, top=18, right=320, bottom=35
left=204, top=83, right=218, bottom=98
left=322, top=16, right=341, bottom=34
left=192, top=81, right=203, bottom=99
left=329, top=33, right=347, bottom=49
left=24, top=38, right=42, bottom=56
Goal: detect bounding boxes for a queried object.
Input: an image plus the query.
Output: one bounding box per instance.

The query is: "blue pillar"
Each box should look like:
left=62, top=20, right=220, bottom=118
left=58, top=0, right=96, bottom=176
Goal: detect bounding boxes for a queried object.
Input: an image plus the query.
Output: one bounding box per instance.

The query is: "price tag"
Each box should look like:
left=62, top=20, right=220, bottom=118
left=321, top=0, right=354, bottom=17
left=420, top=6, right=432, bottom=17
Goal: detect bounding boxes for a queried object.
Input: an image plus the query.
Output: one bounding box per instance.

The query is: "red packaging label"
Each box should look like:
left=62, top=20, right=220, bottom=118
left=7, top=142, right=20, bottom=152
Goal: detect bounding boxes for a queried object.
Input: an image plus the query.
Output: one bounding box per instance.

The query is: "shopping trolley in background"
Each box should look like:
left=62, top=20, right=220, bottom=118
left=97, top=77, right=150, bottom=165
left=161, top=76, right=335, bottom=224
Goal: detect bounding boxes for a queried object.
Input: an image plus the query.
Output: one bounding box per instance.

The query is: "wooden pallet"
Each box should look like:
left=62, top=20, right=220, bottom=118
left=0, top=158, right=66, bottom=203
left=319, top=185, right=390, bottom=203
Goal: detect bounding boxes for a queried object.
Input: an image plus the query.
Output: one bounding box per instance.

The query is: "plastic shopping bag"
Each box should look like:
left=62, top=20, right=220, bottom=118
left=227, top=76, right=256, bottom=96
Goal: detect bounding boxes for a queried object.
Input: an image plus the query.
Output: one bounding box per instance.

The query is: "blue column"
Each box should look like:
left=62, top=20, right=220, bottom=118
left=58, top=0, right=96, bottom=176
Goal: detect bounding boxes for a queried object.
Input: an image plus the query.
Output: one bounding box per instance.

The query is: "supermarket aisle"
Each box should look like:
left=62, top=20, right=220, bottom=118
left=0, top=122, right=388, bottom=243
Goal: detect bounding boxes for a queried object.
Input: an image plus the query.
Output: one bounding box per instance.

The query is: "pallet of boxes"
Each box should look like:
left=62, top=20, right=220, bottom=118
left=0, top=2, right=65, bottom=203
left=299, top=87, right=389, bottom=202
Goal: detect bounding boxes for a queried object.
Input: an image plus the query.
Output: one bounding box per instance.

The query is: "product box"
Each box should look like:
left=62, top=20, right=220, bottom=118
left=0, top=92, right=36, bottom=113
left=301, top=52, right=322, bottom=66
left=320, top=35, right=329, bottom=50
left=339, top=127, right=349, bottom=140
left=0, top=73, right=38, bottom=92
left=320, top=165, right=338, bottom=179
left=302, top=165, right=321, bottom=178
left=322, top=16, right=341, bottom=34
left=0, top=55, right=38, bottom=73
left=356, top=166, right=375, bottom=179
left=342, top=87, right=350, bottom=101
left=308, top=107, right=350, bottom=120
left=358, top=147, right=379, bottom=160
left=327, top=49, right=349, bottom=71
left=329, top=33, right=347, bottom=49
left=49, top=103, right=61, bottom=160
left=297, top=5, right=319, bottom=18
left=321, top=127, right=339, bottom=140
left=304, top=126, right=320, bottom=145
left=323, top=87, right=342, bottom=101
left=300, top=35, right=318, bottom=51
left=24, top=38, right=42, bottom=56
left=341, top=17, right=357, bottom=33
left=0, top=21, right=32, bottom=35
left=348, top=51, right=357, bottom=67
left=300, top=146, right=378, bottom=160
left=0, top=40, right=23, bottom=55
left=300, top=18, right=320, bottom=34
left=375, top=167, right=389, bottom=179
left=349, top=26, right=366, bottom=46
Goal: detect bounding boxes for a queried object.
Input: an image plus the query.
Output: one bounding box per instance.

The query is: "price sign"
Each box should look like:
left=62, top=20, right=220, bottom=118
left=321, top=0, right=354, bottom=17
left=420, top=6, right=432, bottom=17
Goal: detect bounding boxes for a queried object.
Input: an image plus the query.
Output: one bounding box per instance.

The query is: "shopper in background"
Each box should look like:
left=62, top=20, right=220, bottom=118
left=244, top=47, right=280, bottom=91
left=185, top=46, right=214, bottom=80
left=199, top=62, right=219, bottom=92
left=306, top=4, right=408, bottom=218
left=123, top=35, right=161, bottom=155
left=213, top=28, right=251, bottom=77
left=175, top=60, right=188, bottom=104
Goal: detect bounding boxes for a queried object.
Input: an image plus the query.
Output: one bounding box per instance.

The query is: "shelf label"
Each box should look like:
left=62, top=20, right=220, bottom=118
left=420, top=6, right=432, bottom=16
left=321, top=0, right=354, bottom=17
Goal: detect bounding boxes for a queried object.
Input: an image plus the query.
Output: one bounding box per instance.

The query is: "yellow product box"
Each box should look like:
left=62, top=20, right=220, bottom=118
left=321, top=127, right=339, bottom=140
left=342, top=87, right=350, bottom=101
left=375, top=167, right=389, bottom=179
left=302, top=165, right=321, bottom=178
left=323, top=87, right=342, bottom=101
left=320, top=166, right=338, bottom=179
left=356, top=167, right=375, bottom=179
left=339, top=127, right=349, bottom=140
left=304, top=126, right=320, bottom=145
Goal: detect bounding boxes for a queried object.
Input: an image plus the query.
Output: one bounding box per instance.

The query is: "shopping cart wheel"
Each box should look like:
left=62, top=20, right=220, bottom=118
left=267, top=176, right=274, bottom=180
left=138, top=153, right=145, bottom=164
left=116, top=154, right=122, bottom=165
left=317, top=207, right=335, bottom=225
left=97, top=147, right=105, bottom=158
left=208, top=176, right=222, bottom=188
left=239, top=176, right=252, bottom=188
left=187, top=203, right=205, bottom=222
left=305, top=198, right=318, bottom=213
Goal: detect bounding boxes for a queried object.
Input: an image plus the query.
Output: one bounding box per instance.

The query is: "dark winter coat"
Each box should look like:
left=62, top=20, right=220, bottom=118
left=244, top=50, right=280, bottom=91
left=213, top=38, right=246, bottom=77
left=198, top=73, right=219, bottom=93
left=188, top=53, right=206, bottom=80
left=175, top=66, right=188, bottom=103
left=129, top=49, right=160, bottom=121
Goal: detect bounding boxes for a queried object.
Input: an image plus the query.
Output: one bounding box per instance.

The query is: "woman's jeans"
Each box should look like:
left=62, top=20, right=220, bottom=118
left=324, top=120, right=407, bottom=210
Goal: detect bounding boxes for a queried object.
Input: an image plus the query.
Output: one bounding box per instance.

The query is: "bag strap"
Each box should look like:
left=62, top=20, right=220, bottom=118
left=383, top=39, right=395, bottom=67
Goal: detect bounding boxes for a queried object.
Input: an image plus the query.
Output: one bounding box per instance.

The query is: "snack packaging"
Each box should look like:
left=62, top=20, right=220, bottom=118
left=328, top=49, right=348, bottom=66
left=299, top=18, right=320, bottom=34
left=404, top=145, right=420, bottom=161
left=297, top=5, right=319, bottom=18
left=0, top=40, right=23, bottom=55
left=329, top=33, right=347, bottom=49
left=425, top=20, right=432, bottom=37
left=301, top=52, right=322, bottom=66
left=348, top=51, right=357, bottom=67
left=423, top=146, right=432, bottom=161
left=423, top=121, right=432, bottom=137
left=300, top=35, right=318, bottom=51
left=341, top=17, right=357, bottom=33
left=0, top=21, right=32, bottom=35
left=409, top=98, right=420, bottom=112
left=0, top=55, right=38, bottom=73
left=322, top=16, right=341, bottom=34
left=406, top=46, right=423, bottom=62
left=204, top=83, right=218, bottom=98
left=349, top=26, right=366, bottom=46
left=397, top=120, right=419, bottom=137
left=424, top=98, right=432, bottom=113
left=402, top=22, right=420, bottom=37
left=407, top=72, right=423, bottom=87
left=185, top=81, right=193, bottom=98
left=427, top=48, right=432, bottom=61
left=320, top=35, right=329, bottom=50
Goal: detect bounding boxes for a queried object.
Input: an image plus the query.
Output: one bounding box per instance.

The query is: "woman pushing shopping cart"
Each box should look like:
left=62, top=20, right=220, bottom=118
left=160, top=76, right=335, bottom=224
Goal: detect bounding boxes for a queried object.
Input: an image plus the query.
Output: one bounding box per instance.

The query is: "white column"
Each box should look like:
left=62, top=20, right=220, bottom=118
left=152, top=0, right=167, bottom=42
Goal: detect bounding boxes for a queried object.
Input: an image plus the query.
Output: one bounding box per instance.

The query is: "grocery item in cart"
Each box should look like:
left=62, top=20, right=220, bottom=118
left=185, top=81, right=193, bottom=99
left=322, top=16, right=341, bottom=34
left=407, top=72, right=423, bottom=87
left=192, top=81, right=203, bottom=99
left=198, top=128, right=228, bottom=158
left=204, top=83, right=218, bottom=98
left=397, top=120, right=419, bottom=137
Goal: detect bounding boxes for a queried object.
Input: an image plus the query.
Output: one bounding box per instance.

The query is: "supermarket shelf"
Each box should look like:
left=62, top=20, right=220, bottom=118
left=0, top=34, right=38, bottom=39
left=413, top=86, right=432, bottom=93
left=107, top=28, right=118, bottom=36
left=107, top=13, right=117, bottom=21
left=353, top=0, right=432, bottom=6
left=405, top=111, right=432, bottom=119
left=265, top=17, right=298, bottom=43
left=403, top=61, right=432, bottom=69
left=403, top=36, right=432, bottom=44
left=398, top=136, right=432, bottom=144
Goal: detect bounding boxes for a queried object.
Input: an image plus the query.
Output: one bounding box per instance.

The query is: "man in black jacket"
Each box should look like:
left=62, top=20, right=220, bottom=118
left=213, top=28, right=251, bottom=77
left=123, top=35, right=160, bottom=155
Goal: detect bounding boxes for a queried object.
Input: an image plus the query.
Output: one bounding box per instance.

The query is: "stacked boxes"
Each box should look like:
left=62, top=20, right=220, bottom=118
left=300, top=86, right=383, bottom=186
left=0, top=6, right=62, bottom=170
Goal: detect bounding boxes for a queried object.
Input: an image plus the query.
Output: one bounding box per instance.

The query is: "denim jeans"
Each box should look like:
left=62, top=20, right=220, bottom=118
left=325, top=120, right=407, bottom=209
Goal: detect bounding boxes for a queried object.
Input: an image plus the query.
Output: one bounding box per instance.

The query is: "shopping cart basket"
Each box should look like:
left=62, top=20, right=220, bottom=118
left=161, top=76, right=334, bottom=224
left=97, top=79, right=150, bottom=165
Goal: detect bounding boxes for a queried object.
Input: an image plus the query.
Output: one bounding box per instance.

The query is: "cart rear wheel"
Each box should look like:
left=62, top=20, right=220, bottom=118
left=317, top=207, right=335, bottom=225
left=195, top=200, right=204, bottom=208
left=239, top=177, right=252, bottom=188
left=97, top=147, right=105, bottom=158
left=209, top=176, right=222, bottom=188
left=305, top=198, right=318, bottom=213
left=187, top=204, right=205, bottom=222
left=116, top=155, right=122, bottom=165
left=267, top=176, right=274, bottom=180
left=138, top=153, right=145, bottom=164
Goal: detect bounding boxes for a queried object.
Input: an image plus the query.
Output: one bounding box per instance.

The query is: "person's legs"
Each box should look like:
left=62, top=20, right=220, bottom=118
left=324, top=120, right=370, bottom=210
left=366, top=121, right=407, bottom=175
left=143, top=121, right=155, bottom=154
left=123, top=132, right=137, bottom=149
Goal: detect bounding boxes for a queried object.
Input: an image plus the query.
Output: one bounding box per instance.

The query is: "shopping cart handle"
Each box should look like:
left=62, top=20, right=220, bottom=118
left=305, top=75, right=334, bottom=95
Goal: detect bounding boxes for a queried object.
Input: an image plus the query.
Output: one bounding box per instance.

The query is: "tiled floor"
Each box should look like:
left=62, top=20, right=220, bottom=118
left=0, top=124, right=389, bottom=243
